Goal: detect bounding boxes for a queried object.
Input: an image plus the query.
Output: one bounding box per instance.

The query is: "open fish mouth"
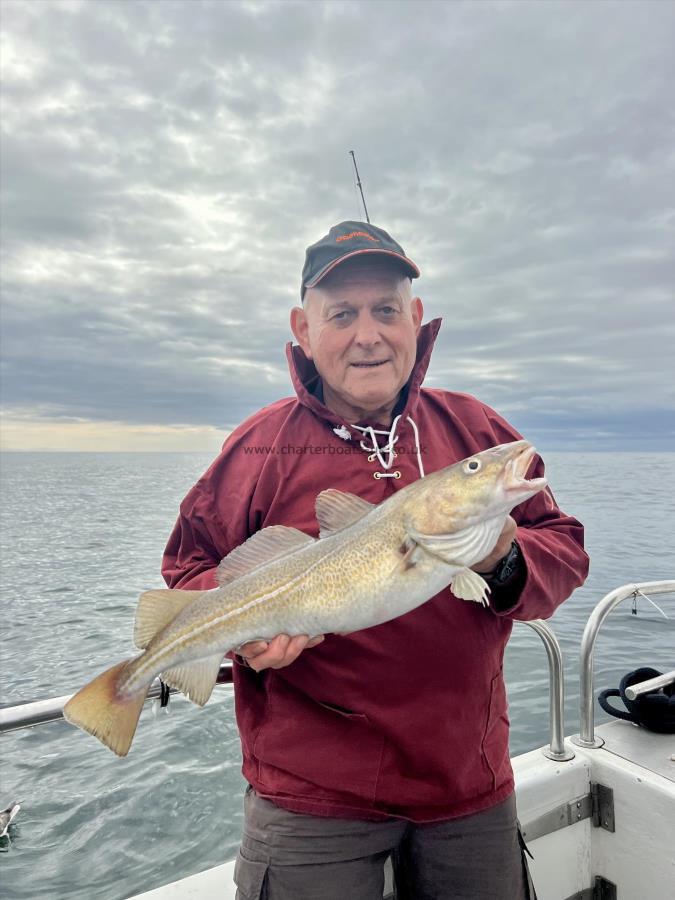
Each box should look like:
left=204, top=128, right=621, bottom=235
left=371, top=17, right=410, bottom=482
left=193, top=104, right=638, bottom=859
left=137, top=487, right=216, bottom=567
left=503, top=444, right=547, bottom=494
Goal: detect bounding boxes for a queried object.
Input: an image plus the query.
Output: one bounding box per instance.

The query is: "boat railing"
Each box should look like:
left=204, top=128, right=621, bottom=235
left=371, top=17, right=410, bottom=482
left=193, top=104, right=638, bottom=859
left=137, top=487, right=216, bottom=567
left=2, top=621, right=572, bottom=764
left=571, top=580, right=675, bottom=749
left=520, top=619, right=574, bottom=761
left=624, top=668, right=675, bottom=701
left=0, top=667, right=234, bottom=734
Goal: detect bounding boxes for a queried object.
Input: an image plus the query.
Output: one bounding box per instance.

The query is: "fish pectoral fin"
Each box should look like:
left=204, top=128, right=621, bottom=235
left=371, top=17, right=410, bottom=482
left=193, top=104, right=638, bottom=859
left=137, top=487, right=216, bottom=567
left=399, top=537, right=423, bottom=572
left=315, top=489, right=375, bottom=538
left=217, top=526, right=315, bottom=585
left=134, top=589, right=204, bottom=649
left=161, top=653, right=224, bottom=707
left=450, top=568, right=491, bottom=606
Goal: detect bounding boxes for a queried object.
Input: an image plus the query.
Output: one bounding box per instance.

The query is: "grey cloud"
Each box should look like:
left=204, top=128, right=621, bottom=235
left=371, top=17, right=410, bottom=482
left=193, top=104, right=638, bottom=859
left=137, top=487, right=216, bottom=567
left=1, top=0, right=674, bottom=450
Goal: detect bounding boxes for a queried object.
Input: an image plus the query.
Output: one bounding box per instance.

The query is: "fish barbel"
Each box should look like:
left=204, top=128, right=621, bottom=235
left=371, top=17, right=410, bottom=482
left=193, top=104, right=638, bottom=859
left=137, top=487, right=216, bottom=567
left=64, top=440, right=546, bottom=756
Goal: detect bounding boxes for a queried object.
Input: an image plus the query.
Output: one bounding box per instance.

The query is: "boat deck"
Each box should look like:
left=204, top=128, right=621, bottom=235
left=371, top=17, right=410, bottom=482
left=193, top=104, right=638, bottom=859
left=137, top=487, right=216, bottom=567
left=130, top=720, right=675, bottom=900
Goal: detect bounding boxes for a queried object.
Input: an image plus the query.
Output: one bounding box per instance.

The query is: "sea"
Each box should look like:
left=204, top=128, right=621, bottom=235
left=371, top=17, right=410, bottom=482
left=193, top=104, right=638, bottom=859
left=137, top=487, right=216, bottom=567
left=1, top=451, right=673, bottom=899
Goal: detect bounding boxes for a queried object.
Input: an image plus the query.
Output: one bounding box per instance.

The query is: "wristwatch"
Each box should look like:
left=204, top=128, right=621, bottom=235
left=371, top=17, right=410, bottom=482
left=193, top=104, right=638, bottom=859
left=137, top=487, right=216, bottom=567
left=484, top=540, right=523, bottom=588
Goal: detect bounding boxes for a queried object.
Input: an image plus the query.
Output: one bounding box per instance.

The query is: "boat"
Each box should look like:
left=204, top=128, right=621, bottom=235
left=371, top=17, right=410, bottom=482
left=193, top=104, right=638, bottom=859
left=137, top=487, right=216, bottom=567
left=2, top=580, right=673, bottom=899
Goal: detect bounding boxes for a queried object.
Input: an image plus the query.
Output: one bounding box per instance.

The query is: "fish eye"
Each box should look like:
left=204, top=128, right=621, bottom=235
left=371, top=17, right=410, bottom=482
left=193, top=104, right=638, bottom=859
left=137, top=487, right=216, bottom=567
left=464, top=459, right=481, bottom=474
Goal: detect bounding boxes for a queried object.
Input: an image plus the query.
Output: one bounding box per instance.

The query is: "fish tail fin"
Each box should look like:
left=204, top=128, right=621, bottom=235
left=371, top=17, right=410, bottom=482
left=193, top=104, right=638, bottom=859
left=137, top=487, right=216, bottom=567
left=64, top=659, right=148, bottom=757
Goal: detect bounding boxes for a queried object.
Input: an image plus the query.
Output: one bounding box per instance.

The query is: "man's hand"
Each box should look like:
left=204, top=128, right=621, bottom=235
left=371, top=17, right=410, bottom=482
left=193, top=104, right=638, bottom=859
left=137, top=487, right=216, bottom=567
left=236, top=634, right=325, bottom=672
left=471, top=516, right=517, bottom=576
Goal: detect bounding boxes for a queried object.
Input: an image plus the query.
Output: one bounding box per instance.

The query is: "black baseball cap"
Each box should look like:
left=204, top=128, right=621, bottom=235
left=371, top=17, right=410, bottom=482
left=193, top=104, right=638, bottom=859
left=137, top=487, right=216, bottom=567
left=301, top=220, right=420, bottom=299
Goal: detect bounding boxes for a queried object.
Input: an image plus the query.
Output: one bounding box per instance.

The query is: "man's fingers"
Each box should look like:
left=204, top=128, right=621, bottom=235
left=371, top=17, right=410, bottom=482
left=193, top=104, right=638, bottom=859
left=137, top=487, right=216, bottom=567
left=246, top=634, right=290, bottom=671
left=246, top=634, right=325, bottom=672
left=237, top=640, right=270, bottom=659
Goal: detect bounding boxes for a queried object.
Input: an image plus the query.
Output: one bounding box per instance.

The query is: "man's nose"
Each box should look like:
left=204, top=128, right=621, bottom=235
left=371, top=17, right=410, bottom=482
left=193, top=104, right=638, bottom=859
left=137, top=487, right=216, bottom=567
left=353, top=312, right=381, bottom=346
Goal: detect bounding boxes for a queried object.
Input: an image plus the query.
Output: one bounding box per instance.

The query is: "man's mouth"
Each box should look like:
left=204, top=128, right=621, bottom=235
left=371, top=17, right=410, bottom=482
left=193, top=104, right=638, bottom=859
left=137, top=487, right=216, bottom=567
left=349, top=360, right=390, bottom=369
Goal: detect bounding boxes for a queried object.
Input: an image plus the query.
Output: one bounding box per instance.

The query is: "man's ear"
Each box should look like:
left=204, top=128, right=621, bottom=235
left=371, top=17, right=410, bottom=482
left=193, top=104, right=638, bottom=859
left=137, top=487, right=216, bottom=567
left=411, top=297, right=424, bottom=335
left=290, top=305, right=313, bottom=359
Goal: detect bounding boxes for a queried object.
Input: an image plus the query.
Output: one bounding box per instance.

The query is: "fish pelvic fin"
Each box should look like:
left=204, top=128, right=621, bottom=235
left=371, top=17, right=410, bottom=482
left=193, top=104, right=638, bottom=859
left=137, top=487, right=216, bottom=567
left=134, top=589, right=204, bottom=649
left=161, top=653, right=224, bottom=707
left=451, top=568, right=491, bottom=606
left=63, top=659, right=147, bottom=757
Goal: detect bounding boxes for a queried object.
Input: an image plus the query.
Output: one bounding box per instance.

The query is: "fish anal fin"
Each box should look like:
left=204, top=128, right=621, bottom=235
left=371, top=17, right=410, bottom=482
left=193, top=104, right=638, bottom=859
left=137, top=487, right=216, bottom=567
left=134, top=589, right=203, bottom=649
left=451, top=568, right=491, bottom=606
left=316, top=489, right=375, bottom=538
left=217, top=526, right=314, bottom=585
left=63, top=658, right=147, bottom=757
left=161, top=653, right=224, bottom=707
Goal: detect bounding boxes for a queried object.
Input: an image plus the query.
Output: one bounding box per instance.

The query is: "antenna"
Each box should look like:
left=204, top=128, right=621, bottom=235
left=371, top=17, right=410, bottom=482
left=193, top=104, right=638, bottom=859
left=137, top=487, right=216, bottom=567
left=349, top=150, right=370, bottom=224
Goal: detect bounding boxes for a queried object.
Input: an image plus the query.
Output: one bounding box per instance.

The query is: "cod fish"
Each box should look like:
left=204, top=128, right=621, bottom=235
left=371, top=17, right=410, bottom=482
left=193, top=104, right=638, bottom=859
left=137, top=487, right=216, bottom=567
left=64, top=440, right=546, bottom=757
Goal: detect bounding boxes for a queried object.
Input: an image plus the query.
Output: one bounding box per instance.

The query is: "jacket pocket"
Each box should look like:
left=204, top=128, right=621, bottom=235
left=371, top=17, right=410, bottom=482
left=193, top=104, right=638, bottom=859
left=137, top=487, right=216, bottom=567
left=253, top=677, right=385, bottom=801
left=234, top=848, right=268, bottom=900
left=481, top=668, right=510, bottom=792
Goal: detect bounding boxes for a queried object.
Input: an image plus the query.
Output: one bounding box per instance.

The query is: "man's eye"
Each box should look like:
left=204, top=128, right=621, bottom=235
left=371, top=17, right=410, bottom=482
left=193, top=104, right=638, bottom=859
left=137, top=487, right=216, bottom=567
left=379, top=306, right=397, bottom=316
left=332, top=311, right=351, bottom=320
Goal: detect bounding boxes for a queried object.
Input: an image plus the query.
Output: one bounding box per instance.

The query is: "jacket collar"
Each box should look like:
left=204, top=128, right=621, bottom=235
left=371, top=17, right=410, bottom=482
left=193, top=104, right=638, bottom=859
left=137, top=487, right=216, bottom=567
left=285, top=318, right=442, bottom=430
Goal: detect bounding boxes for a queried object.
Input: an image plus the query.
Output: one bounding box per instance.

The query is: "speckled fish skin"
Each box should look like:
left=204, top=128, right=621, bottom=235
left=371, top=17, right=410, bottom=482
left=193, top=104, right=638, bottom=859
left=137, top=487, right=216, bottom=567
left=63, top=440, right=546, bottom=756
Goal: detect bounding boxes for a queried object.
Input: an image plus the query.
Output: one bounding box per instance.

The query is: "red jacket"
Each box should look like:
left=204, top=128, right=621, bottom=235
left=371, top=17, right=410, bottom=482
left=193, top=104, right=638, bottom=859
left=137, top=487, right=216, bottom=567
left=162, top=319, right=588, bottom=822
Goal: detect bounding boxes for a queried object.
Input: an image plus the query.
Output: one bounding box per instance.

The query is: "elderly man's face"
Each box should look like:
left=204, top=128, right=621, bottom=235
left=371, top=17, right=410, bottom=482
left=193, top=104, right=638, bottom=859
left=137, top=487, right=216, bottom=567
left=291, top=259, right=423, bottom=423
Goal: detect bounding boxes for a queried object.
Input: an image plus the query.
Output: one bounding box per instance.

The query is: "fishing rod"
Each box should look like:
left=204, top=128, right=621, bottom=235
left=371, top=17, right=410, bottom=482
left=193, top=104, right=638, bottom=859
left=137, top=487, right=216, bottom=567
left=349, top=150, right=370, bottom=223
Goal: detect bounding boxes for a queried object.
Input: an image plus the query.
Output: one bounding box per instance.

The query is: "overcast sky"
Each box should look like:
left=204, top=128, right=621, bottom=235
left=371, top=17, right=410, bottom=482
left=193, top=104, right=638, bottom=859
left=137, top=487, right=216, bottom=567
left=1, top=0, right=673, bottom=452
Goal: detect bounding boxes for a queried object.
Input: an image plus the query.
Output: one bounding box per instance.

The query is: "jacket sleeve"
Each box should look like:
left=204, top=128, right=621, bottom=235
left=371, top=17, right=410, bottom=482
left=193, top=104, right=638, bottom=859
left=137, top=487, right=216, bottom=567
left=482, top=406, right=589, bottom=621
left=161, top=440, right=265, bottom=665
left=161, top=484, right=226, bottom=590
left=161, top=432, right=261, bottom=591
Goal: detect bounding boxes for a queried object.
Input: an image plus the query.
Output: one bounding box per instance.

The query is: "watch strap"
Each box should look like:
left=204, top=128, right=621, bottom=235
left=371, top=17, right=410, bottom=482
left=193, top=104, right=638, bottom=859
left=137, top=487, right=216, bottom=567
left=485, top=540, right=522, bottom=588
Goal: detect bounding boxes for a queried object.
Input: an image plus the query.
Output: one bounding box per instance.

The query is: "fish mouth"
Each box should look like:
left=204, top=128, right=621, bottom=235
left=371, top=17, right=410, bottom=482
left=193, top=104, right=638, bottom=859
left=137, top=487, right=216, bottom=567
left=503, top=443, right=547, bottom=494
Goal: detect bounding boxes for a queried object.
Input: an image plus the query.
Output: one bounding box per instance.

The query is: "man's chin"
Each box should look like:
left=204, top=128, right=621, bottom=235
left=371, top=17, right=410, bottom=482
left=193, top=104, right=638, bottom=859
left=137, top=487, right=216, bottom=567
left=343, top=389, right=399, bottom=418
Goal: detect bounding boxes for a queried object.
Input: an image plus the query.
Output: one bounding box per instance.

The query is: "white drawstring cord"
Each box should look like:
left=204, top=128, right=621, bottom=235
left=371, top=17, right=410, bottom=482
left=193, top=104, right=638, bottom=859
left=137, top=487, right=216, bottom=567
left=407, top=415, right=425, bottom=478
left=350, top=415, right=425, bottom=480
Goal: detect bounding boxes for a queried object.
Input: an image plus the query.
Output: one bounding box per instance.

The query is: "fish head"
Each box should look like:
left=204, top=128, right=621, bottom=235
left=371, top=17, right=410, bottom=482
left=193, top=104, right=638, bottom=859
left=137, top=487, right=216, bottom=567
left=409, top=440, right=548, bottom=534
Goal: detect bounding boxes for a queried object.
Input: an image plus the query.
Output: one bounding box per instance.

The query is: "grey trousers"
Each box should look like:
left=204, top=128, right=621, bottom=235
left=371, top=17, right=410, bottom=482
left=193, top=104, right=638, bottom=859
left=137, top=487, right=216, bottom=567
left=234, top=787, right=536, bottom=900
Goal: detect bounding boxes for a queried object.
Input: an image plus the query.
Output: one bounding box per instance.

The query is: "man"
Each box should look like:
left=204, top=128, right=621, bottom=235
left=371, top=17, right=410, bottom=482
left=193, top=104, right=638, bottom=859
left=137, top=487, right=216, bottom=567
left=163, top=221, right=589, bottom=899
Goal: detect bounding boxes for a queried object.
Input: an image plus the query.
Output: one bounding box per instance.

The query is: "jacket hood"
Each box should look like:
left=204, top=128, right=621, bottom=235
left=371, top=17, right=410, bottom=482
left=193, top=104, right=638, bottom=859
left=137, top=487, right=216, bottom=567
left=285, top=317, right=443, bottom=430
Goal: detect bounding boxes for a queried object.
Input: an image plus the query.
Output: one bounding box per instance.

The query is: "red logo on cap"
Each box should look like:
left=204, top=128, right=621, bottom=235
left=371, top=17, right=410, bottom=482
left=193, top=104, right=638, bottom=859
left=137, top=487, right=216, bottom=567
left=336, top=231, right=379, bottom=243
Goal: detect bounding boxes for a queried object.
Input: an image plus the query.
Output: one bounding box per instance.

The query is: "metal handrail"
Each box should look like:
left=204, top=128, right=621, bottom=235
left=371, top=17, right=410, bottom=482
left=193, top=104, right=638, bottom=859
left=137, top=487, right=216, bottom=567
left=3, top=628, right=572, bottom=763
left=521, top=619, right=574, bottom=761
left=625, top=669, right=675, bottom=701
left=571, top=580, right=675, bottom=749
left=0, top=666, right=234, bottom=734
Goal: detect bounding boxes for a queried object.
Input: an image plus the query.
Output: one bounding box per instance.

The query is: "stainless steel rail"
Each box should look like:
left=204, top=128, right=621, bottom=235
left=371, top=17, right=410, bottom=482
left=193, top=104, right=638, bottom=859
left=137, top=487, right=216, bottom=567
left=0, top=666, right=234, bottom=734
left=625, top=669, right=675, bottom=701
left=2, top=627, right=572, bottom=764
left=521, top=619, right=574, bottom=761
left=571, top=580, right=675, bottom=749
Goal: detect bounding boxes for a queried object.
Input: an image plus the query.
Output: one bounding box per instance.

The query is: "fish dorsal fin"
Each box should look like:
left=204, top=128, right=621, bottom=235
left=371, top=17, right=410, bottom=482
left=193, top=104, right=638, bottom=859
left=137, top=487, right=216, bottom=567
left=161, top=652, right=224, bottom=707
left=216, top=525, right=315, bottom=585
left=134, top=589, right=203, bottom=649
left=315, top=489, right=375, bottom=538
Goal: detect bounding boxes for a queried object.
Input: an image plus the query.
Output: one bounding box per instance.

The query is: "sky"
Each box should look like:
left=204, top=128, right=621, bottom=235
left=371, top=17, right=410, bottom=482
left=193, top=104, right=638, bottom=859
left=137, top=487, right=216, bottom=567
left=1, top=0, right=674, bottom=452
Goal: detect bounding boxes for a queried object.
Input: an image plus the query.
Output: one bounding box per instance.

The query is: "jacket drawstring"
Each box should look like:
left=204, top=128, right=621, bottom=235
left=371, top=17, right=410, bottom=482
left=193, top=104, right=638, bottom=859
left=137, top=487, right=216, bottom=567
left=347, top=415, right=425, bottom=481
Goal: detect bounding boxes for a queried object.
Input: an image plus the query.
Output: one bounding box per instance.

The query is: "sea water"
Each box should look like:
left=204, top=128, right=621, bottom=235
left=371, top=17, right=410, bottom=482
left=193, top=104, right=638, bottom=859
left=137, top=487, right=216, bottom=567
left=1, top=451, right=673, bottom=899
